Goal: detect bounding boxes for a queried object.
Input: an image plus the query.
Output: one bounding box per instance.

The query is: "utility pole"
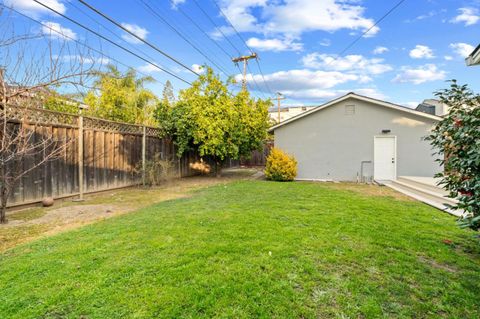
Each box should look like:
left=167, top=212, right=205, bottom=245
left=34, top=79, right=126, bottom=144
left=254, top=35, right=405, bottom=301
left=232, top=53, right=257, bottom=91
left=275, top=92, right=286, bottom=123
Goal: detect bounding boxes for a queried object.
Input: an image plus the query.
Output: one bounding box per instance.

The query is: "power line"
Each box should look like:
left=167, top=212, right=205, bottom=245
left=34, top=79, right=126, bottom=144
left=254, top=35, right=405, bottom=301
left=169, top=0, right=269, bottom=98
left=246, top=64, right=267, bottom=99
left=254, top=59, right=273, bottom=97
left=66, top=0, right=164, bottom=73
left=1, top=4, right=169, bottom=103
left=189, top=0, right=266, bottom=97
left=31, top=0, right=192, bottom=84
left=329, top=0, right=407, bottom=65
left=209, top=0, right=273, bottom=97
left=211, top=0, right=253, bottom=54
left=1, top=3, right=164, bottom=86
left=171, top=0, right=234, bottom=61
left=77, top=0, right=199, bottom=76
left=137, top=0, right=231, bottom=77
left=191, top=0, right=241, bottom=56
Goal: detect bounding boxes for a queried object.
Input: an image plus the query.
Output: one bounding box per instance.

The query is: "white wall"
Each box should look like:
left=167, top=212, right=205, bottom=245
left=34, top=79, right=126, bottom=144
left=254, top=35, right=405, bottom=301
left=274, top=97, right=441, bottom=181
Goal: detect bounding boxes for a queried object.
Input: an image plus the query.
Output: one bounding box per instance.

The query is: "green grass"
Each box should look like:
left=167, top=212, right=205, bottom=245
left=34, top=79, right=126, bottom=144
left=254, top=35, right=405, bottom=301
left=1, top=181, right=479, bottom=318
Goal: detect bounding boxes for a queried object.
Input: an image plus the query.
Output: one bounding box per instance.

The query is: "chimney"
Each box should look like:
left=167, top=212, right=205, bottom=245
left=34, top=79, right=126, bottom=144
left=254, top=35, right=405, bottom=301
left=422, top=99, right=448, bottom=116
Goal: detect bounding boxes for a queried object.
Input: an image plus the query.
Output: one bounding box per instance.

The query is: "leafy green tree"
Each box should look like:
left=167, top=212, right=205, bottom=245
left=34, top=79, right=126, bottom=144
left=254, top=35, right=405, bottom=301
left=155, top=67, right=271, bottom=175
left=84, top=65, right=157, bottom=125
left=427, top=80, right=480, bottom=232
left=43, top=94, right=82, bottom=114
left=232, top=90, right=271, bottom=158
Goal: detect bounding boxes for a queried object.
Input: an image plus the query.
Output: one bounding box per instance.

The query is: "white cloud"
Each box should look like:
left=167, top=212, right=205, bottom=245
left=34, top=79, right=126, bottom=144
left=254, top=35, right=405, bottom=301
left=271, top=87, right=385, bottom=101
left=349, top=88, right=386, bottom=100
left=263, top=0, right=379, bottom=36
left=56, top=55, right=110, bottom=65
left=191, top=64, right=205, bottom=74
left=3, top=0, right=66, bottom=18
left=246, top=37, right=303, bottom=52
left=41, top=21, right=77, bottom=40
left=216, top=0, right=379, bottom=38
left=450, top=7, right=480, bottom=26
left=301, top=53, right=392, bottom=75
left=170, top=0, right=185, bottom=9
left=444, top=55, right=453, bottom=61
left=319, top=38, right=331, bottom=47
left=137, top=63, right=161, bottom=74
left=236, top=69, right=360, bottom=92
left=449, top=42, right=475, bottom=58
left=234, top=66, right=386, bottom=101
left=392, top=64, right=446, bottom=84
left=402, top=102, right=419, bottom=108
left=404, top=9, right=446, bottom=23
left=121, top=23, right=148, bottom=44
left=373, top=46, right=389, bottom=54
left=409, top=45, right=435, bottom=59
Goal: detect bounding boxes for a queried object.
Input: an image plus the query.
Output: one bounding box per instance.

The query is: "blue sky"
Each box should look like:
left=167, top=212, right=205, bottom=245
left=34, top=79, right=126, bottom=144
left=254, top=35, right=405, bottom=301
left=3, top=0, right=480, bottom=108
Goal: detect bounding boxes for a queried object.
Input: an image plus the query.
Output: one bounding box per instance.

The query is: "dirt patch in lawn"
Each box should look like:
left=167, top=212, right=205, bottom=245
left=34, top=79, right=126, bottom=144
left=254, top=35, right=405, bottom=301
left=1, top=168, right=260, bottom=252
left=418, top=256, right=458, bottom=273
left=329, top=183, right=415, bottom=201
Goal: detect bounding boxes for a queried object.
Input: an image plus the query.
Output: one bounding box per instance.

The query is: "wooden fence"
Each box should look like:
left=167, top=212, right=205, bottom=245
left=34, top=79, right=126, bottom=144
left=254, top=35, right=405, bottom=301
left=5, top=105, right=270, bottom=207
left=5, top=105, right=204, bottom=207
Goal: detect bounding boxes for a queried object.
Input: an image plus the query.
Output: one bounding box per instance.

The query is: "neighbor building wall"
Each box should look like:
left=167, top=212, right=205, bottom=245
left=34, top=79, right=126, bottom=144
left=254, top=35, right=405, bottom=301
left=274, top=97, right=441, bottom=181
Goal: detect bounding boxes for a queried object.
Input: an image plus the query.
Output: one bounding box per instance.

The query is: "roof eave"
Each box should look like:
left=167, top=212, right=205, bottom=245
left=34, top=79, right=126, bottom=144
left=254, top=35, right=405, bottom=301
left=268, top=93, right=441, bottom=132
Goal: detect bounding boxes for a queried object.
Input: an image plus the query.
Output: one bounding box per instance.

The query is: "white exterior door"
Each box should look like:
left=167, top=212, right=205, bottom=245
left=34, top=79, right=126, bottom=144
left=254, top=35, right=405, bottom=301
left=374, top=136, right=396, bottom=181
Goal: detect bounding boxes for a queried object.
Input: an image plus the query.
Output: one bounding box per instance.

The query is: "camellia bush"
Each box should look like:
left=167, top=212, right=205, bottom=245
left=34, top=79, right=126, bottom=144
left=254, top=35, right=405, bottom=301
left=427, top=80, right=480, bottom=232
left=265, top=147, right=297, bottom=182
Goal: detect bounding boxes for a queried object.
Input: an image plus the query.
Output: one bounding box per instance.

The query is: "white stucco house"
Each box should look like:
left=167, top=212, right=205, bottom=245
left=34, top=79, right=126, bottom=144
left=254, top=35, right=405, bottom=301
left=269, top=92, right=442, bottom=183
left=268, top=105, right=317, bottom=123
left=466, top=44, right=480, bottom=66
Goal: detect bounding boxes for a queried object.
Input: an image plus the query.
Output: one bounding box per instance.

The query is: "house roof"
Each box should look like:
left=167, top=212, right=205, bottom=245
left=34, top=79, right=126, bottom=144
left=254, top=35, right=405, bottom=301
left=268, top=92, right=442, bottom=132
left=466, top=43, right=480, bottom=66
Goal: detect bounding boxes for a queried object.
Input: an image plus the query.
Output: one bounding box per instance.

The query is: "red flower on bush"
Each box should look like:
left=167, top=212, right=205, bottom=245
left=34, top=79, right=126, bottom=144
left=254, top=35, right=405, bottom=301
left=459, top=189, right=473, bottom=197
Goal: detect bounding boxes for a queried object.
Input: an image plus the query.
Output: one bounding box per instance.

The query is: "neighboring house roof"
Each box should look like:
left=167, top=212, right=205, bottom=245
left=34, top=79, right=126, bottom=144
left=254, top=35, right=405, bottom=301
left=269, top=92, right=442, bottom=132
left=267, top=105, right=316, bottom=113
left=466, top=44, right=480, bottom=66
left=415, top=103, right=436, bottom=115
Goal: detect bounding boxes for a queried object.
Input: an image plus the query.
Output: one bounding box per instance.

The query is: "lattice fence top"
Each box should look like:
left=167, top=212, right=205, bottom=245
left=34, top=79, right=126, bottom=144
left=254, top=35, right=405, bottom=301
left=4, top=104, right=161, bottom=136
left=83, top=116, right=141, bottom=134
left=5, top=104, right=78, bottom=126
left=145, top=127, right=161, bottom=137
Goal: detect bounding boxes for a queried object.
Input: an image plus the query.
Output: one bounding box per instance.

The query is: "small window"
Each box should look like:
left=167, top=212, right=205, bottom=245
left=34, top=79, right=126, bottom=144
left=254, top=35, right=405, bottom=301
left=345, top=104, right=355, bottom=115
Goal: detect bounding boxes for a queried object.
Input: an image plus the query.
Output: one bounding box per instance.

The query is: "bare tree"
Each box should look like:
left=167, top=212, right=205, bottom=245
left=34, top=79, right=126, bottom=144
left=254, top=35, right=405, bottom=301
left=0, top=8, right=102, bottom=223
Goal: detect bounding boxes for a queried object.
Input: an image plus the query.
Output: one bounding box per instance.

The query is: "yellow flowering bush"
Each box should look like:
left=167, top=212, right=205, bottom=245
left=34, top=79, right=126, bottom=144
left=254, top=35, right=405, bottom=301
left=265, top=147, right=297, bottom=181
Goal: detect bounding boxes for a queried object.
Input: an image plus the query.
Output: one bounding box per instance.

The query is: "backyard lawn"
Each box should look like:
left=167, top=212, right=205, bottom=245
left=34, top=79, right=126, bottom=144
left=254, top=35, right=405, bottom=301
left=1, top=180, right=479, bottom=318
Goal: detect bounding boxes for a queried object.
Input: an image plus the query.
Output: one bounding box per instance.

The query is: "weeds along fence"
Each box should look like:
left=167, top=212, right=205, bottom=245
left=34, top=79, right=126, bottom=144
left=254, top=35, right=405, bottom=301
left=4, top=105, right=204, bottom=207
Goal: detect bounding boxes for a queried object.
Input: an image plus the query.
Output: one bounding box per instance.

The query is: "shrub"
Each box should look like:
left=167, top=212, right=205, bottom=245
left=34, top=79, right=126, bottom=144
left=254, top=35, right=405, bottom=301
left=426, top=80, right=480, bottom=232
left=136, top=153, right=176, bottom=186
left=265, top=147, right=297, bottom=181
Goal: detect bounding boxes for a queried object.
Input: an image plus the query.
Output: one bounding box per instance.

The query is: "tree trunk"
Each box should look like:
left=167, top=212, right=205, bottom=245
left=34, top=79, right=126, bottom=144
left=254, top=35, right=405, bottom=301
left=213, top=156, right=222, bottom=178
left=0, top=185, right=7, bottom=224
left=215, top=161, right=222, bottom=178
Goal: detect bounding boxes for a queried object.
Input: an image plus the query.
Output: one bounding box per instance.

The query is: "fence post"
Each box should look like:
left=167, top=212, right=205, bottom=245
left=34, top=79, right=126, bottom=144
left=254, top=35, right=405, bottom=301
left=142, top=125, right=146, bottom=186
left=78, top=115, right=84, bottom=200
